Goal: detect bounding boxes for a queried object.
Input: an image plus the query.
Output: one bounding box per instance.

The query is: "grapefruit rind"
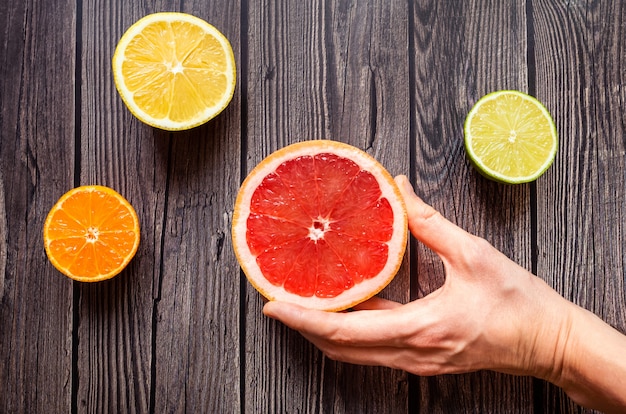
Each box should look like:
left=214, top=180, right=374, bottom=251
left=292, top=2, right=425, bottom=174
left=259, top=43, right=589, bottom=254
left=232, top=140, right=408, bottom=311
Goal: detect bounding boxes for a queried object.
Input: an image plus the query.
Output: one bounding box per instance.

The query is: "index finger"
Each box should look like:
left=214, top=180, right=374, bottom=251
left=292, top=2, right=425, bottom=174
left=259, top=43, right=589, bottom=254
left=263, top=301, right=412, bottom=347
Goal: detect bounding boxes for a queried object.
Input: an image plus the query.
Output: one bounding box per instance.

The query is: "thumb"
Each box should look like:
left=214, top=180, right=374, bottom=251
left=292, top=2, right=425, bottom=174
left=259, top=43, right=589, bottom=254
left=395, top=175, right=474, bottom=262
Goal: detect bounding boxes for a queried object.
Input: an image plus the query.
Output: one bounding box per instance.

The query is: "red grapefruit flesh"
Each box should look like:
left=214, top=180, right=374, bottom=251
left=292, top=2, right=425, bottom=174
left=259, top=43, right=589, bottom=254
left=232, top=140, right=407, bottom=311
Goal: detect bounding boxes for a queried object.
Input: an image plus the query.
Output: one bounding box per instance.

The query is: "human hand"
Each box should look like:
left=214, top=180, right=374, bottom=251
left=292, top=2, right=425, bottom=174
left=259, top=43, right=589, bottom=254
left=263, top=175, right=575, bottom=379
left=263, top=175, right=626, bottom=412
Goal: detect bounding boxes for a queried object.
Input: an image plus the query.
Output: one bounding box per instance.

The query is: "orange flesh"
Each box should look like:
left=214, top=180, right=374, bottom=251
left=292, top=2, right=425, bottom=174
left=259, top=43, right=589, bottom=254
left=45, top=188, right=139, bottom=279
left=246, top=153, right=393, bottom=298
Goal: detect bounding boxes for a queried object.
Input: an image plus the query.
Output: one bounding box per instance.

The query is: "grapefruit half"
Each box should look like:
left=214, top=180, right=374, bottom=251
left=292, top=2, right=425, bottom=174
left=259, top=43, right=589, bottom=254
left=232, top=140, right=407, bottom=311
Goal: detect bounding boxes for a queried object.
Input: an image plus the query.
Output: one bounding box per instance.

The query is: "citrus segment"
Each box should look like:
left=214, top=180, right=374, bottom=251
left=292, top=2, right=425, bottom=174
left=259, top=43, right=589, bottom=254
left=232, top=140, right=407, bottom=311
left=43, top=186, right=140, bottom=282
left=464, top=90, right=558, bottom=183
left=112, top=12, right=236, bottom=130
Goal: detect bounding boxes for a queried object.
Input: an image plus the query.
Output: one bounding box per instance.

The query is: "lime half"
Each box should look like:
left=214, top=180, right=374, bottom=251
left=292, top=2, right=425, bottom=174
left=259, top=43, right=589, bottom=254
left=464, top=90, right=558, bottom=184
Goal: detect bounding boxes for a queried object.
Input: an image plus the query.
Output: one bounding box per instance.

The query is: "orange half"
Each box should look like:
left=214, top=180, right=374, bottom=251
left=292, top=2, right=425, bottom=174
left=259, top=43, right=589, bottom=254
left=43, top=185, right=140, bottom=282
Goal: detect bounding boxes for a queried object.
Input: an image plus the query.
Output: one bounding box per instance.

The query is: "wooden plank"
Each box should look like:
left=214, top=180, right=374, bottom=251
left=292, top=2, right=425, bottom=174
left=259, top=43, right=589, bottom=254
left=532, top=1, right=626, bottom=412
left=0, top=0, right=75, bottom=412
left=411, top=0, right=535, bottom=412
left=320, top=0, right=411, bottom=411
left=148, top=3, right=243, bottom=413
left=244, top=0, right=410, bottom=412
left=154, top=128, right=242, bottom=413
left=75, top=1, right=167, bottom=412
left=77, top=1, right=242, bottom=413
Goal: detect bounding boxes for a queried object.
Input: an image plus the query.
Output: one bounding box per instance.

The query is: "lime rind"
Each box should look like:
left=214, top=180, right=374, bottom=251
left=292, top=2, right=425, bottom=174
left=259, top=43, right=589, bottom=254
left=464, top=90, right=558, bottom=184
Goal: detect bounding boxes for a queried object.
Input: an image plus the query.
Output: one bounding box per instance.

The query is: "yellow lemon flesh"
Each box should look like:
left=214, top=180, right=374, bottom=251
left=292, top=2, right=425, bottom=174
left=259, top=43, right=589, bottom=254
left=112, top=12, right=236, bottom=131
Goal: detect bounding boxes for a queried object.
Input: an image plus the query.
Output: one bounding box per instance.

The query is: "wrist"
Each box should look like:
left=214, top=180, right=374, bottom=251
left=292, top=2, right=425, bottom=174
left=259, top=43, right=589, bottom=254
left=510, top=276, right=626, bottom=412
left=542, top=303, right=626, bottom=412
left=527, top=292, right=577, bottom=384
left=505, top=275, right=576, bottom=382
left=484, top=274, right=576, bottom=380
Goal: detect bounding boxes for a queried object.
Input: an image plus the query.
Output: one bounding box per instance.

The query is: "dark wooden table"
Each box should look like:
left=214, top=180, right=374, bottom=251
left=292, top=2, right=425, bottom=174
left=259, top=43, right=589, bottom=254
left=2, top=0, right=625, bottom=412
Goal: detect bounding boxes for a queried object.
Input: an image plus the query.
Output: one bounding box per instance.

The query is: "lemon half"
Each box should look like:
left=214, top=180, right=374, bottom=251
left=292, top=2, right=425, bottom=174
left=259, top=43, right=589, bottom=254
left=112, top=12, right=236, bottom=131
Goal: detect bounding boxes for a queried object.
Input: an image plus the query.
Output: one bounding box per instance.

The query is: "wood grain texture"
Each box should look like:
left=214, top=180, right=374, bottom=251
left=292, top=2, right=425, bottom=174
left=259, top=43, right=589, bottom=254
left=245, top=0, right=410, bottom=412
left=0, top=0, right=75, bottom=412
left=76, top=1, right=168, bottom=412
left=153, top=2, right=242, bottom=413
left=1, top=0, right=626, bottom=412
left=78, top=0, right=242, bottom=412
left=155, top=125, right=242, bottom=413
left=532, top=1, right=626, bottom=412
left=411, top=0, right=535, bottom=412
